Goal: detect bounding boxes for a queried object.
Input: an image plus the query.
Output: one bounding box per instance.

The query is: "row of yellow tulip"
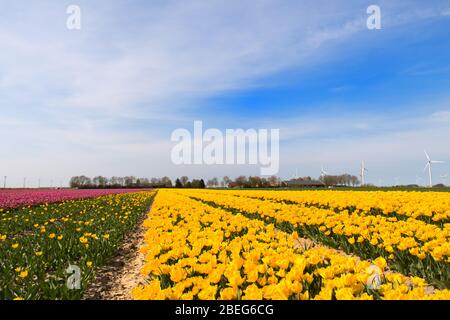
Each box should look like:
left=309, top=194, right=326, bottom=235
left=179, top=189, right=450, bottom=288
left=213, top=189, right=450, bottom=223
left=133, top=189, right=450, bottom=300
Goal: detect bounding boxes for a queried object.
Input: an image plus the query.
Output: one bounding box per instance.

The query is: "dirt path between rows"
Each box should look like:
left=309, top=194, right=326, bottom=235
left=83, top=210, right=150, bottom=300
left=81, top=201, right=436, bottom=299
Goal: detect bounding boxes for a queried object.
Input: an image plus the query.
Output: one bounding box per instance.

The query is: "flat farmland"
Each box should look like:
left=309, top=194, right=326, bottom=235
left=2, top=189, right=450, bottom=300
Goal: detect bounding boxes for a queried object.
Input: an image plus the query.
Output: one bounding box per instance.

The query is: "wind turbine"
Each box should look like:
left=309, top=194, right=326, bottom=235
left=3, top=176, right=6, bottom=189
left=424, top=150, right=444, bottom=188
left=416, top=175, right=422, bottom=186
left=292, top=168, right=299, bottom=180
left=441, top=173, right=448, bottom=185
left=320, top=166, right=328, bottom=179
left=360, top=161, right=368, bottom=186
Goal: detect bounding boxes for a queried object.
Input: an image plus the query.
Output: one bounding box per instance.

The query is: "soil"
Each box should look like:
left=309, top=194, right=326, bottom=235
left=82, top=212, right=149, bottom=300
left=82, top=208, right=436, bottom=299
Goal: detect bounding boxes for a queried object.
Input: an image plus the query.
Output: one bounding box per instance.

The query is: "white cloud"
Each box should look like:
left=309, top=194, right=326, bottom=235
left=1, top=0, right=449, bottom=186
left=0, top=0, right=416, bottom=118
left=431, top=110, right=450, bottom=122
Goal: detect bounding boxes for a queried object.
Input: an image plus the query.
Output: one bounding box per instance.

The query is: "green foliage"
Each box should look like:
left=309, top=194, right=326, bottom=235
left=0, top=191, right=155, bottom=300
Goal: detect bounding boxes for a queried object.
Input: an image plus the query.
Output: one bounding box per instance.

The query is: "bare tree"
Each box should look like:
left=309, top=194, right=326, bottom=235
left=124, top=176, right=136, bottom=187
left=93, top=176, right=108, bottom=188
left=223, top=176, right=231, bottom=187
left=69, top=176, right=92, bottom=188
left=234, top=176, right=248, bottom=188
left=160, top=176, right=173, bottom=188
left=268, top=175, right=279, bottom=187
left=248, top=176, right=262, bottom=188
left=180, top=176, right=189, bottom=186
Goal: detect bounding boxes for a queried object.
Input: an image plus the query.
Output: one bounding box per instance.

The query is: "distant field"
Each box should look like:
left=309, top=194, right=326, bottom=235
left=0, top=188, right=146, bottom=209
left=325, top=186, right=450, bottom=192
left=222, top=187, right=450, bottom=192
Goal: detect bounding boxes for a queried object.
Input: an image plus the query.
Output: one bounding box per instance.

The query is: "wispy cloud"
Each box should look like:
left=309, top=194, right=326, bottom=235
left=1, top=0, right=450, bottom=186
left=431, top=110, right=450, bottom=122
left=3, top=0, right=446, bottom=119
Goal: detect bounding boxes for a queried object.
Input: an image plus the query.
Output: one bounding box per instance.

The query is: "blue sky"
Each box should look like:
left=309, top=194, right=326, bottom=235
left=1, top=0, right=450, bottom=186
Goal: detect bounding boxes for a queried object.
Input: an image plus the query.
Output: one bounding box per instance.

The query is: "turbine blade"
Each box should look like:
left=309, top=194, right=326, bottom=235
left=431, top=160, right=444, bottom=164
left=424, top=163, right=430, bottom=171
left=424, top=150, right=430, bottom=161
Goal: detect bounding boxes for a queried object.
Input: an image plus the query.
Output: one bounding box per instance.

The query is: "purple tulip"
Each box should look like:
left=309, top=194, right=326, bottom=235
left=0, top=189, right=145, bottom=209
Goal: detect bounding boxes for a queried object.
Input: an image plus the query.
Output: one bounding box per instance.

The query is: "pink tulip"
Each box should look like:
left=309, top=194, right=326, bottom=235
left=0, top=189, right=146, bottom=209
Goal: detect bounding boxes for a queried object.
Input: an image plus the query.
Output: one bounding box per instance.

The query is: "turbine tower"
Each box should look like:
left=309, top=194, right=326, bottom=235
left=320, top=166, right=328, bottom=179
left=441, top=173, right=448, bottom=185
left=3, top=176, right=6, bottom=189
left=360, top=161, right=368, bottom=186
left=292, top=168, right=299, bottom=179
left=424, top=150, right=444, bottom=188
left=416, top=175, right=422, bottom=186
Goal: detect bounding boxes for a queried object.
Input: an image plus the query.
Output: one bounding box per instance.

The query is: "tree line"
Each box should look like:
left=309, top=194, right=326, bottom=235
left=69, top=176, right=173, bottom=189
left=319, top=174, right=360, bottom=187
left=69, top=173, right=360, bottom=189
left=69, top=176, right=208, bottom=189
left=174, top=177, right=206, bottom=188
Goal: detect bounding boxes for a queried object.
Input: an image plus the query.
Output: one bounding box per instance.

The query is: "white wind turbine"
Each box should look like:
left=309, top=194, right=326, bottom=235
left=441, top=173, right=448, bottom=185
left=291, top=168, right=299, bottom=180
left=360, top=161, right=368, bottom=186
left=424, top=150, right=444, bottom=188
left=320, top=166, right=328, bottom=179
left=415, top=175, right=422, bottom=186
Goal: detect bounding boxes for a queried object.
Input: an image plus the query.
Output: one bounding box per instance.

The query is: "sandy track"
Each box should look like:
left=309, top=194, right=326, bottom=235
left=83, top=211, right=149, bottom=300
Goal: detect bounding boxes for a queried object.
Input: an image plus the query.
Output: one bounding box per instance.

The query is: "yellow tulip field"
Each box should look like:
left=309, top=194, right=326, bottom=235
left=132, top=189, right=450, bottom=300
